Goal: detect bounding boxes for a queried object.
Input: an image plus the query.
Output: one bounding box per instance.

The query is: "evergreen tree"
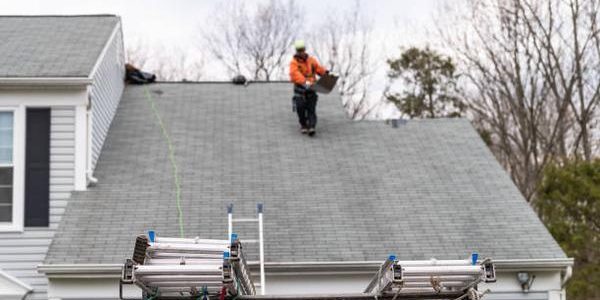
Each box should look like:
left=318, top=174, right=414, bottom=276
left=537, top=159, right=600, bottom=300
left=385, top=47, right=464, bottom=118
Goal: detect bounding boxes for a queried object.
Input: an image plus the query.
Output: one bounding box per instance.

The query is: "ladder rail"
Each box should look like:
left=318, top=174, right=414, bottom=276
left=258, top=204, right=265, bottom=295
left=228, top=203, right=266, bottom=295
left=228, top=204, right=233, bottom=244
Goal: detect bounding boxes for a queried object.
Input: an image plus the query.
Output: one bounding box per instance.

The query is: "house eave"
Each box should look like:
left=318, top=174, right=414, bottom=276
left=0, top=77, right=93, bottom=87
left=38, top=258, right=574, bottom=279
left=491, top=258, right=574, bottom=271
left=38, top=264, right=123, bottom=279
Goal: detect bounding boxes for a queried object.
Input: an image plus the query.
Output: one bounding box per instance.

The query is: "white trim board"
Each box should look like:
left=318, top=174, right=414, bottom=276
left=74, top=105, right=88, bottom=191
left=89, top=20, right=121, bottom=78
left=0, top=89, right=88, bottom=107
left=0, top=268, right=33, bottom=298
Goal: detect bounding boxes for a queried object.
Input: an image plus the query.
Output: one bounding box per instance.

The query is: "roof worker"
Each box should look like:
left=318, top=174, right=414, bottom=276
left=289, top=40, right=330, bottom=137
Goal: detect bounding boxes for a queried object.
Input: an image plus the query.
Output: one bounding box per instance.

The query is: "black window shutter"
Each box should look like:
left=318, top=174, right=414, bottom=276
left=25, top=108, right=50, bottom=227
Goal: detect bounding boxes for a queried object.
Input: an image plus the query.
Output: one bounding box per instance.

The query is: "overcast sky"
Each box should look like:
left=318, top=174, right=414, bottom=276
left=2, top=0, right=443, bottom=56
left=3, top=0, right=452, bottom=118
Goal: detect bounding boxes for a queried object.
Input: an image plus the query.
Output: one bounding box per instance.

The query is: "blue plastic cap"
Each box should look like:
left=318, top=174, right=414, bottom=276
left=231, top=233, right=238, bottom=242
left=227, top=204, right=233, bottom=214
left=471, top=252, right=479, bottom=265
left=148, top=230, right=155, bottom=243
left=388, top=254, right=397, bottom=261
left=257, top=203, right=264, bottom=213
left=223, top=251, right=230, bottom=259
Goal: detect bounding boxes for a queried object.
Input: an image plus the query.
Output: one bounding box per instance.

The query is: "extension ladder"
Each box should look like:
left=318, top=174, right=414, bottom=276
left=227, top=203, right=265, bottom=295
left=364, top=254, right=496, bottom=300
left=120, top=232, right=255, bottom=300
left=119, top=207, right=497, bottom=300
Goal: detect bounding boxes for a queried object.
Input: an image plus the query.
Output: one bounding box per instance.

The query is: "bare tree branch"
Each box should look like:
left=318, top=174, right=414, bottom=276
left=126, top=40, right=205, bottom=81
left=200, top=0, right=304, bottom=81
left=309, top=0, right=379, bottom=120
left=438, top=0, right=600, bottom=201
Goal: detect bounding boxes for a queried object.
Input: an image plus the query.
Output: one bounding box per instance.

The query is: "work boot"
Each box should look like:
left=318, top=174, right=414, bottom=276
left=300, top=128, right=308, bottom=134
left=308, top=128, right=316, bottom=136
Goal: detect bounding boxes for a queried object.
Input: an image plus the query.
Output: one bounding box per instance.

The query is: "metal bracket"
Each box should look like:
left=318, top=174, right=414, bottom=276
left=483, top=261, right=496, bottom=283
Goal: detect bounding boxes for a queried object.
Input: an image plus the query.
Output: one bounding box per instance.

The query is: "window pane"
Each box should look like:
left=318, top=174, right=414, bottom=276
left=0, top=130, right=12, bottom=147
left=0, top=187, right=12, bottom=204
left=0, top=167, right=12, bottom=223
left=0, top=112, right=13, bottom=165
left=0, top=168, right=12, bottom=185
left=0, top=148, right=12, bottom=165
left=0, top=113, right=13, bottom=223
left=0, top=205, right=11, bottom=222
left=0, top=112, right=13, bottom=129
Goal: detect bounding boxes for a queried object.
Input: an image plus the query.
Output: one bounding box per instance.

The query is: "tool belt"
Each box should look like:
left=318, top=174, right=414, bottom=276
left=293, top=84, right=308, bottom=97
left=292, top=84, right=317, bottom=112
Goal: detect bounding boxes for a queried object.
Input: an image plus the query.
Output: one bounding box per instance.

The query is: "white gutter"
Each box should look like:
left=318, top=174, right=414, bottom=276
left=0, top=77, right=93, bottom=87
left=38, top=264, right=123, bottom=278
left=491, top=258, right=574, bottom=271
left=38, top=258, right=574, bottom=278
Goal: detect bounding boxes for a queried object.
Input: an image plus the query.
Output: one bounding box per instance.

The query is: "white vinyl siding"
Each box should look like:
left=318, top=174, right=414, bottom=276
left=0, top=106, right=76, bottom=299
left=49, top=107, right=76, bottom=226
left=89, top=27, right=124, bottom=171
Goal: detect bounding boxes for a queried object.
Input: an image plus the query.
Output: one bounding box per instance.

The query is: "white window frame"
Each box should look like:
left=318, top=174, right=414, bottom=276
left=0, top=105, right=25, bottom=232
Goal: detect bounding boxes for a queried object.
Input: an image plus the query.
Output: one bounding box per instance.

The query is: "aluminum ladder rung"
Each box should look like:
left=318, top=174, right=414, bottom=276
left=240, top=239, right=259, bottom=244
left=228, top=203, right=265, bottom=295
left=232, top=218, right=259, bottom=223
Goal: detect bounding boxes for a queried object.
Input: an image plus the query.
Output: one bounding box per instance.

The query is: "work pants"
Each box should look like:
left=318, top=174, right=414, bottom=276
left=294, top=89, right=318, bottom=129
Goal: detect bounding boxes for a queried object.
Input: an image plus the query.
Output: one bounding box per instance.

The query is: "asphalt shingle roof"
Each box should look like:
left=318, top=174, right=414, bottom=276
left=45, top=82, right=566, bottom=264
left=0, top=15, right=119, bottom=77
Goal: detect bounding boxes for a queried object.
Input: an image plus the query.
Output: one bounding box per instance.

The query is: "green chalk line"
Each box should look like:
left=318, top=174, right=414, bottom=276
left=144, top=87, right=185, bottom=238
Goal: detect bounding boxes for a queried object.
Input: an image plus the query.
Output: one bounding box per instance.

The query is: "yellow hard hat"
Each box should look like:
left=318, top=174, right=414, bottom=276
left=294, top=40, right=306, bottom=51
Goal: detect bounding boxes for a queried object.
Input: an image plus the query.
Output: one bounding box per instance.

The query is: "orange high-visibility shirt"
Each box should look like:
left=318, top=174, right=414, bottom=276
left=289, top=55, right=327, bottom=85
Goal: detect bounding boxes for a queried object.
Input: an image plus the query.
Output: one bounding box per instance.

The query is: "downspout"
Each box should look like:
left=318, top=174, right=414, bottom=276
left=561, top=265, right=572, bottom=287
left=559, top=265, right=573, bottom=300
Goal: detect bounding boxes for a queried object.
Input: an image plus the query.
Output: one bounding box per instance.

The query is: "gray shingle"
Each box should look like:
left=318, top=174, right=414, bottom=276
left=45, top=82, right=566, bottom=264
left=0, top=15, right=119, bottom=77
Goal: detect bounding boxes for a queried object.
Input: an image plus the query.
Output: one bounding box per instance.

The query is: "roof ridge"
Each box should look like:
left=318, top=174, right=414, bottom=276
left=150, top=80, right=291, bottom=84
left=0, top=14, right=119, bottom=18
